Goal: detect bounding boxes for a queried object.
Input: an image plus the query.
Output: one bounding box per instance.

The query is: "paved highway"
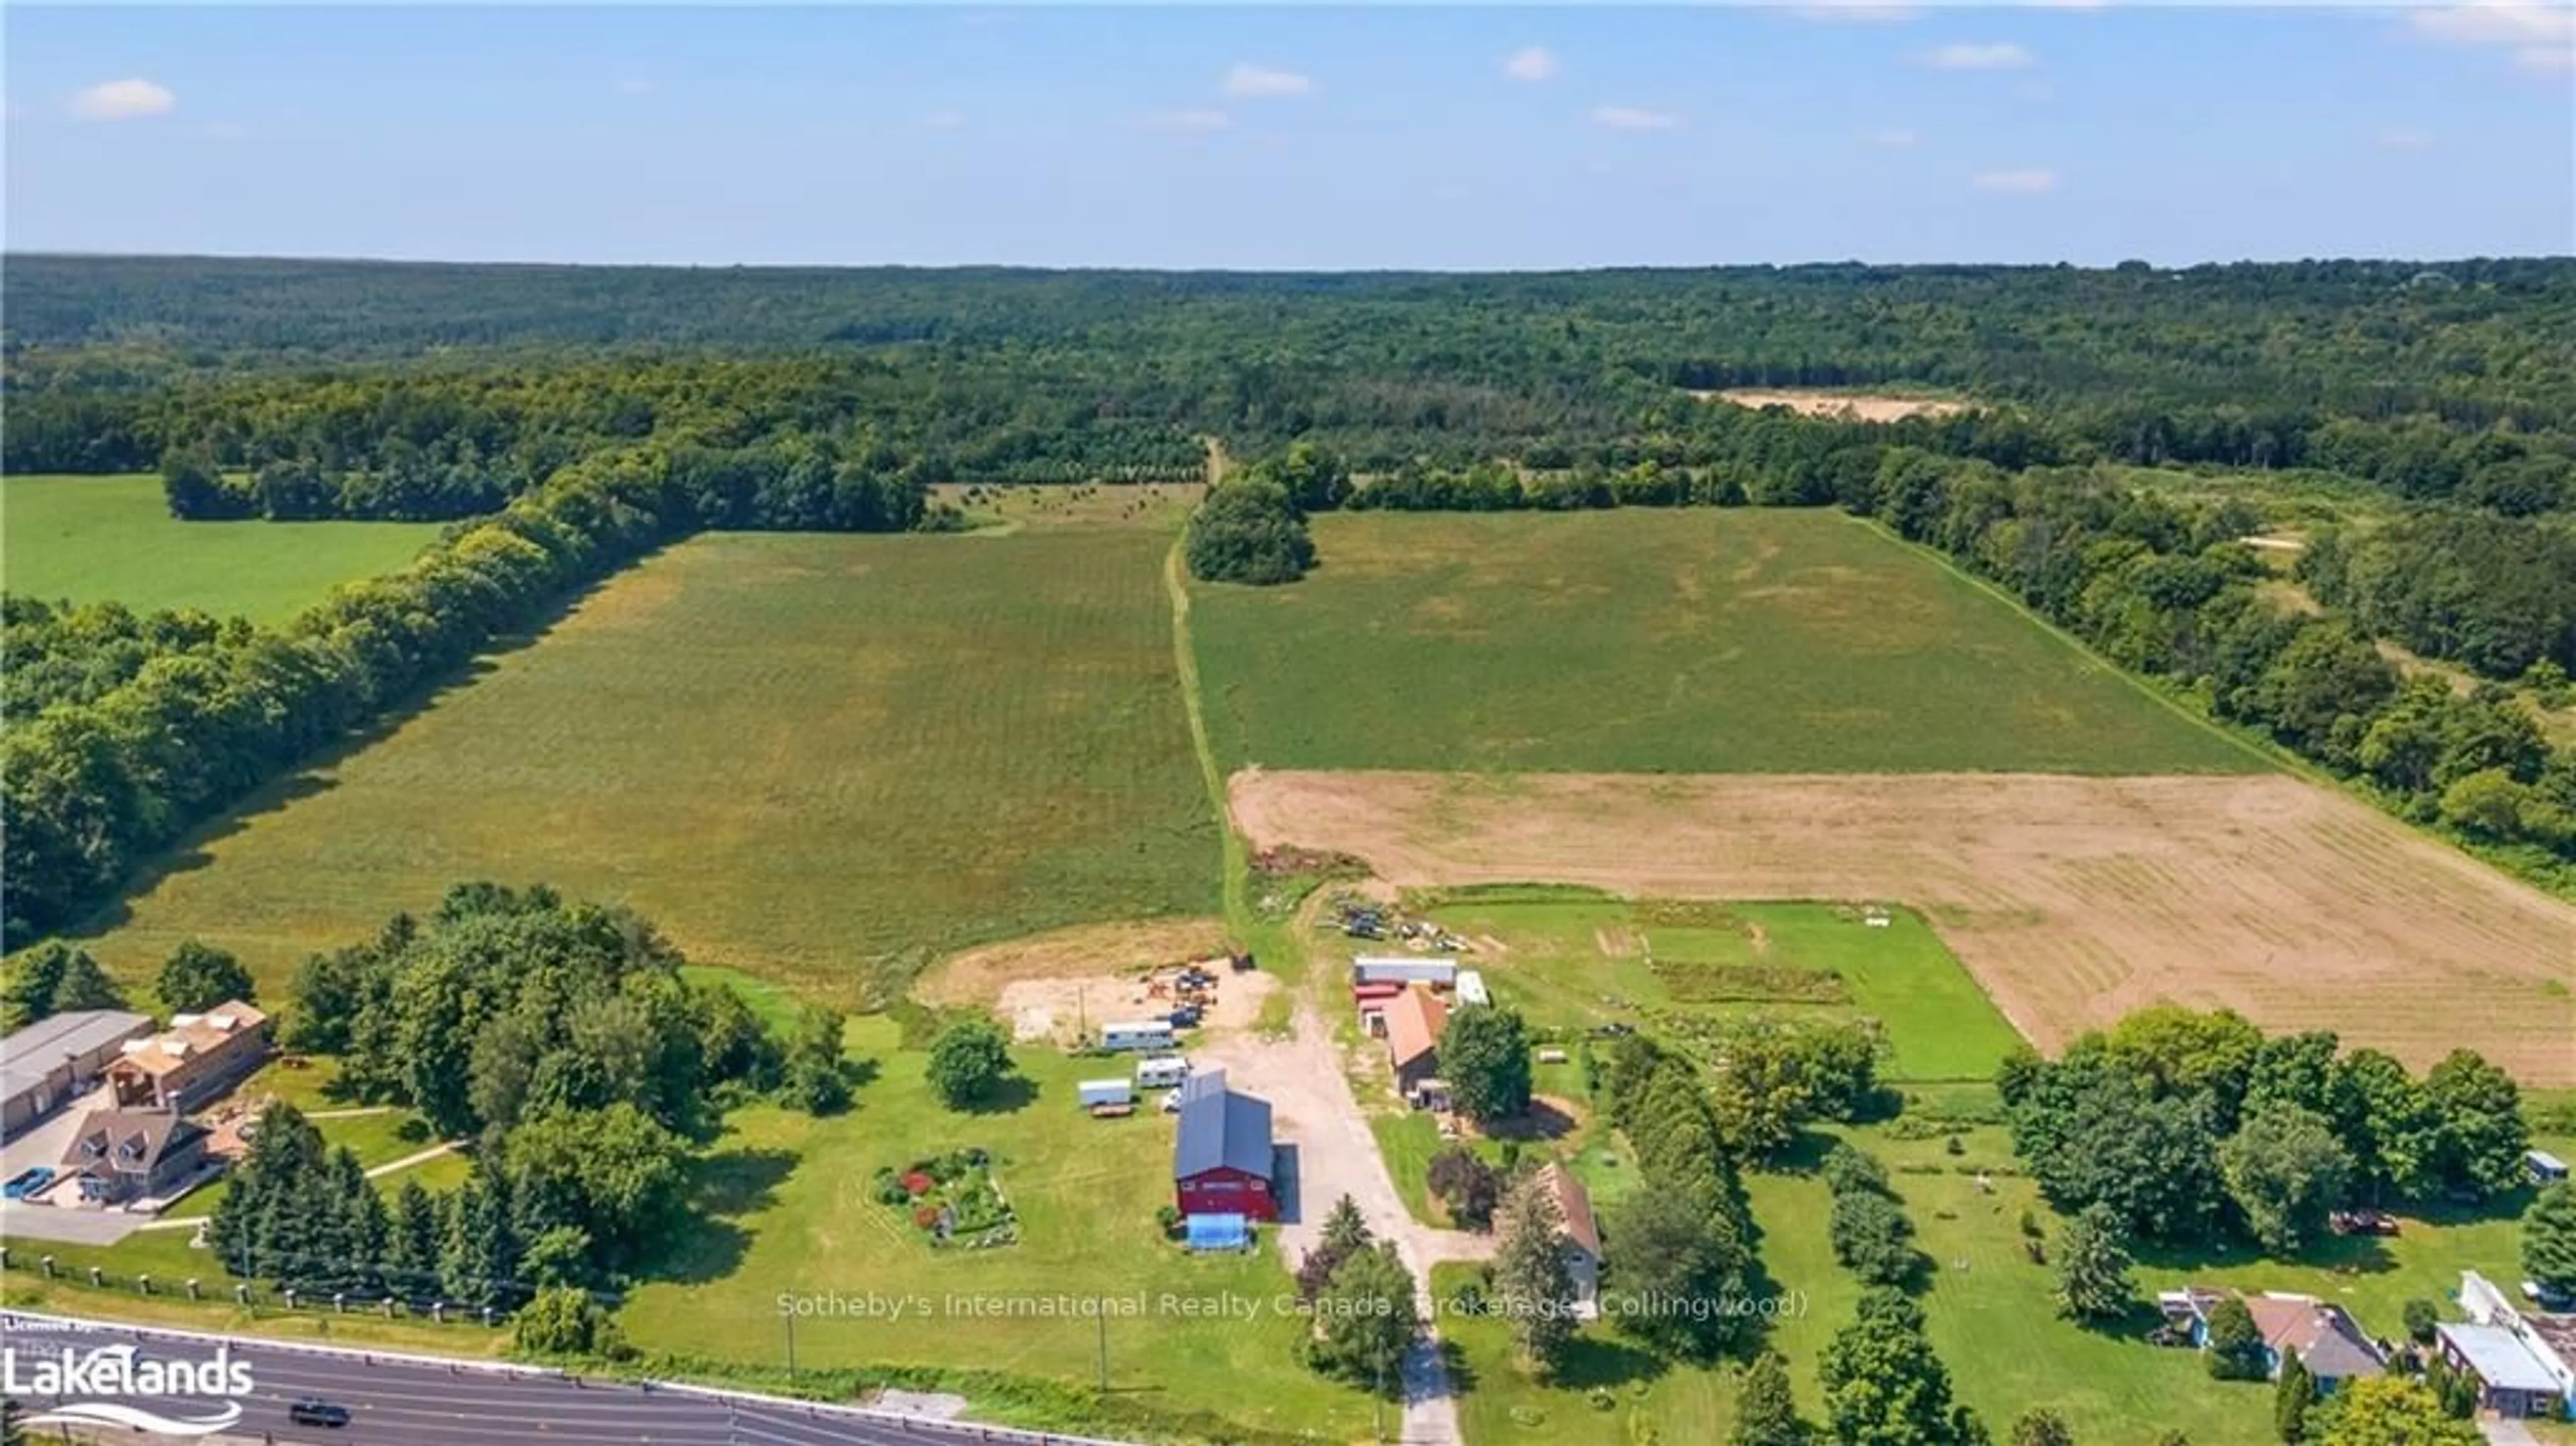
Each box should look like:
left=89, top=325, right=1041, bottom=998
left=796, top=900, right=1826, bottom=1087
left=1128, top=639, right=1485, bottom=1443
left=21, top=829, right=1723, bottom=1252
left=1, top=1313, right=1130, bottom=1446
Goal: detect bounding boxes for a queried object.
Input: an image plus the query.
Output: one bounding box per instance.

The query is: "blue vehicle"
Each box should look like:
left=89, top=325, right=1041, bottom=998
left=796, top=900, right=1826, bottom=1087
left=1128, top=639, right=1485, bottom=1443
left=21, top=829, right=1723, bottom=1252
left=3, top=1167, right=55, bottom=1200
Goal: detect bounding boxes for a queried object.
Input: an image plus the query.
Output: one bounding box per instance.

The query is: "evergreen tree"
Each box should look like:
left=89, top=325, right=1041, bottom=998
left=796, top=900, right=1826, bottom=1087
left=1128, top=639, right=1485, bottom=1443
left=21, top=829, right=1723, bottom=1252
left=1298, top=1194, right=1375, bottom=1302
left=330, top=1147, right=391, bottom=1294
left=441, top=1164, right=523, bottom=1309
left=2522, top=1183, right=2576, bottom=1299
left=2275, top=1349, right=2316, bottom=1443
left=1492, top=1176, right=1577, bottom=1378
left=389, top=1180, right=443, bottom=1296
left=2053, top=1203, right=2135, bottom=1323
left=1322, top=1194, right=1373, bottom=1254
left=1733, top=1352, right=1811, bottom=1446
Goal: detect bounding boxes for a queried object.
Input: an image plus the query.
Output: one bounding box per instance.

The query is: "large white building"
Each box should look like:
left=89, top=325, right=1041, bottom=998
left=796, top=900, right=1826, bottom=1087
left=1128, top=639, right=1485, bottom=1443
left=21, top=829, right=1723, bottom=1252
left=0, top=1009, right=155, bottom=1137
left=2434, top=1271, right=2576, bottom=1419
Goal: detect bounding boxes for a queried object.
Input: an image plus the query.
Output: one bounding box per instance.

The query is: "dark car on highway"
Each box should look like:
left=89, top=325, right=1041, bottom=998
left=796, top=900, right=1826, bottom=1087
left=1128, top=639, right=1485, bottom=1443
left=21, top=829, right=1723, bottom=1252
left=288, top=1399, right=352, bottom=1428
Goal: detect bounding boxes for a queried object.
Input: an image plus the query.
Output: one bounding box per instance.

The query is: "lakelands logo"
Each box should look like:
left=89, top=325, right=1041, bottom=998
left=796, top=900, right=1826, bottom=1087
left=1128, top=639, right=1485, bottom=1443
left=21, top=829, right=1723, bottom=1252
left=3, top=1343, right=253, bottom=1437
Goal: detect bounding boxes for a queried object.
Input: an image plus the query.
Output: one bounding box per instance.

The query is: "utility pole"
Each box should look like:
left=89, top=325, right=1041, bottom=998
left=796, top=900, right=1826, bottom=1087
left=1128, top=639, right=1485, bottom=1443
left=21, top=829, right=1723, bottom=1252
left=1094, top=1307, right=1108, bottom=1392
left=784, top=1306, right=797, bottom=1380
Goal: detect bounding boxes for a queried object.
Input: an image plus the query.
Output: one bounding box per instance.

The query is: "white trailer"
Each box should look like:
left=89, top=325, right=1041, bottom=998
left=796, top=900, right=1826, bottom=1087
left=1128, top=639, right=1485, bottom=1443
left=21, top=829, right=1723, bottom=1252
left=1136, top=1055, right=1192, bottom=1089
left=1455, top=970, right=1491, bottom=1007
left=1101, top=1019, right=1177, bottom=1052
left=1351, top=956, right=1459, bottom=988
left=1077, top=1078, right=1135, bottom=1109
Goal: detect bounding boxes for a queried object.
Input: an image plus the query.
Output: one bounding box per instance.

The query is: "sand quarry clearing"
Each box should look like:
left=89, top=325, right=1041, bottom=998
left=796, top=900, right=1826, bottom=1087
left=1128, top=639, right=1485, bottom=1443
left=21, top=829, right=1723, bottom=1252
left=1697, top=388, right=1970, bottom=423
left=1230, top=769, right=2576, bottom=1084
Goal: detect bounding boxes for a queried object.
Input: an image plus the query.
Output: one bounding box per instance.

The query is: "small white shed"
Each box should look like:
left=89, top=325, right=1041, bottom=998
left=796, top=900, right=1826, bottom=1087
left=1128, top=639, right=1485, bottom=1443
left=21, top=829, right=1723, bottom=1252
left=1078, top=1078, right=1135, bottom=1109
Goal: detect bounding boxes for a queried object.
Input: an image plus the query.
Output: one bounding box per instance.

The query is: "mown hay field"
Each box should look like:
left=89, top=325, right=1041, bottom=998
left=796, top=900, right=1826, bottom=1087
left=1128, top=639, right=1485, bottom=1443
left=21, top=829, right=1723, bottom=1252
left=1191, top=510, right=2258, bottom=775
left=70, top=529, right=1218, bottom=1002
left=1233, top=769, right=2576, bottom=1084
left=3, top=473, right=443, bottom=622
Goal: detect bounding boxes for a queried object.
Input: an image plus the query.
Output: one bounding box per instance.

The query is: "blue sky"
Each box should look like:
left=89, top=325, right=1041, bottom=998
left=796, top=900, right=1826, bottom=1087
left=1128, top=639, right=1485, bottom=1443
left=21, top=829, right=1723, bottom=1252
left=6, top=4, right=2571, bottom=268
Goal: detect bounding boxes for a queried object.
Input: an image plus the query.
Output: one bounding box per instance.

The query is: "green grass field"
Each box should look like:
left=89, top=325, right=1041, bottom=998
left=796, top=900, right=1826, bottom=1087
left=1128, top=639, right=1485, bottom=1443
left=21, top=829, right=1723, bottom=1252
left=615, top=1015, right=1373, bottom=1441
left=1193, top=510, right=2257, bottom=775
left=1413, top=890, right=2024, bottom=1082
left=2, top=474, right=442, bottom=622
left=68, top=529, right=1218, bottom=1004
left=1438, top=1116, right=2576, bottom=1446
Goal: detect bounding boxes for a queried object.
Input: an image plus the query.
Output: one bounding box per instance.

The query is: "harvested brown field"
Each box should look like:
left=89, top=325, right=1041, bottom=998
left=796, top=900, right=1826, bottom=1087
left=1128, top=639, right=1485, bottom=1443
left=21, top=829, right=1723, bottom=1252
left=1229, top=769, right=2576, bottom=1083
left=1697, top=388, right=1968, bottom=422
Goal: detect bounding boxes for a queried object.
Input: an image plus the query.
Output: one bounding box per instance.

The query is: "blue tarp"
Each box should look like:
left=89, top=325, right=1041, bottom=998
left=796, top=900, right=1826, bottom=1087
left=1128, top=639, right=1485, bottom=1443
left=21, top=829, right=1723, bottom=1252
left=1185, top=1213, right=1250, bottom=1252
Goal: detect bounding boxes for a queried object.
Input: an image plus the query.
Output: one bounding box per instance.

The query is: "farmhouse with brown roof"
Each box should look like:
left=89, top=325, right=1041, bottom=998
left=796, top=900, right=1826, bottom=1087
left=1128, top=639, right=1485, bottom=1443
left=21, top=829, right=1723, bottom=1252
left=106, top=1000, right=272, bottom=1112
left=1536, top=1163, right=1602, bottom=1318
left=1382, top=985, right=1448, bottom=1099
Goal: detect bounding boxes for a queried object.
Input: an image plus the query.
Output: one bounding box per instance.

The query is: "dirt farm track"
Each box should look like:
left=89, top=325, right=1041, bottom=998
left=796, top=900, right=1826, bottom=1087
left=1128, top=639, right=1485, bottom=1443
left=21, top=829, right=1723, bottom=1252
left=1230, top=769, right=2576, bottom=1084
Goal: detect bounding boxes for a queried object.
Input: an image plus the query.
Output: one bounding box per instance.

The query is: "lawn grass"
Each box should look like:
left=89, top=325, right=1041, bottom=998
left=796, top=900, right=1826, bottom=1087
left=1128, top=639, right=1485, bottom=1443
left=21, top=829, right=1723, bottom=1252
left=614, top=1015, right=1374, bottom=1441
left=1415, top=894, right=2023, bottom=1083
left=1, top=473, right=442, bottom=622
left=1193, top=510, right=2256, bottom=775
left=67, top=528, right=1219, bottom=1005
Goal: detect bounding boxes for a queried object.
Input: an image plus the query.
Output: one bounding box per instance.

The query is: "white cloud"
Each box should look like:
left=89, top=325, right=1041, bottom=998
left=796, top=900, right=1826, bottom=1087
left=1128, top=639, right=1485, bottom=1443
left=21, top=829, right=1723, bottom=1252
left=1792, top=3, right=1923, bottom=21
left=1923, top=42, right=2037, bottom=70
left=1972, top=167, right=2059, bottom=193
left=1503, top=46, right=1560, bottom=82
left=2375, top=126, right=2436, bottom=152
left=1870, top=127, right=1921, bottom=148
left=71, top=78, right=176, bottom=120
left=923, top=109, right=967, bottom=131
left=1141, top=108, right=1232, bottom=133
left=2411, top=3, right=2575, bottom=70
left=1591, top=104, right=1682, bottom=131
left=1222, top=63, right=1313, bottom=99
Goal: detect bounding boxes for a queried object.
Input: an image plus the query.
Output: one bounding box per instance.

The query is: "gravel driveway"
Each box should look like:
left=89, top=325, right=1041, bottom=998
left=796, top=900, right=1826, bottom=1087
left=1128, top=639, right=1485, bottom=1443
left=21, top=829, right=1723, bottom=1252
left=1201, top=1000, right=1492, bottom=1445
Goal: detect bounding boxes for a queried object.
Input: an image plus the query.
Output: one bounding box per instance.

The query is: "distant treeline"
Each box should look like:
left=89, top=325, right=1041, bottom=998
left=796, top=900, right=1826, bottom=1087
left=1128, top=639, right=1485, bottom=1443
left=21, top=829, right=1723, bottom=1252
left=6, top=255, right=2575, bottom=514
left=5, top=354, right=1209, bottom=510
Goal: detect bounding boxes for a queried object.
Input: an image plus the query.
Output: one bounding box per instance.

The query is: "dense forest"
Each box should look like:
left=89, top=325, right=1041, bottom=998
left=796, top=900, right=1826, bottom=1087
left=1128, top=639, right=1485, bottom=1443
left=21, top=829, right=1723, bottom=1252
left=9, top=255, right=2576, bottom=496
left=6, top=254, right=2575, bottom=941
